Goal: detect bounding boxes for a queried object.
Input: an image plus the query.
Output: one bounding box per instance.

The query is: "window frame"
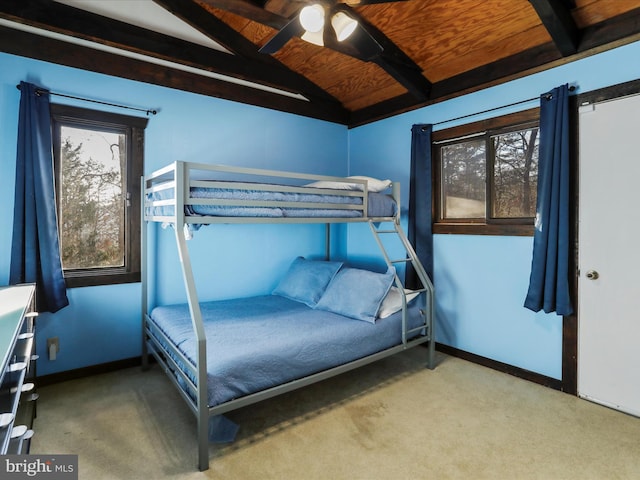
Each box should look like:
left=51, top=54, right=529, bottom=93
left=432, top=108, right=539, bottom=236
left=50, top=104, right=148, bottom=287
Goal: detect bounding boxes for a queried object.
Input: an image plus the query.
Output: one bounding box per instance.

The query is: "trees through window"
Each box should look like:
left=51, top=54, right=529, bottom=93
left=51, top=104, right=147, bottom=287
left=433, top=109, right=539, bottom=236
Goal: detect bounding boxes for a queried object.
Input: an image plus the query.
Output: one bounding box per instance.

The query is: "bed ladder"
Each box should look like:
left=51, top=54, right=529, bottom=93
left=368, top=220, right=435, bottom=369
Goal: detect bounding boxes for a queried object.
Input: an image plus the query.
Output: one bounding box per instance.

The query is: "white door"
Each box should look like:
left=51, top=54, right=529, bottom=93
left=578, top=93, right=640, bottom=417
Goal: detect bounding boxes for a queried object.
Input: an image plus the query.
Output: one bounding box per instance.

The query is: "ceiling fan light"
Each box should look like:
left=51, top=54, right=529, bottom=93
left=301, top=29, right=324, bottom=47
left=299, top=4, right=325, bottom=33
left=331, top=12, right=358, bottom=42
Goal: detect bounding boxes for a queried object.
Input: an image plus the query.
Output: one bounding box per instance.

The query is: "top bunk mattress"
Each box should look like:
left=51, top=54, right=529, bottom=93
left=147, top=294, right=424, bottom=408
left=148, top=183, right=397, bottom=219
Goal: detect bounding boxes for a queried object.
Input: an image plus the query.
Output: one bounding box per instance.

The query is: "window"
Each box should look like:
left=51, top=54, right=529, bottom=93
left=433, top=109, right=539, bottom=236
left=51, top=104, right=148, bottom=287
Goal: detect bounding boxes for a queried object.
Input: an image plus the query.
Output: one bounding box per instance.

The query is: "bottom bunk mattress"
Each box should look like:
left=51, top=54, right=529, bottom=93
left=147, top=294, right=424, bottom=408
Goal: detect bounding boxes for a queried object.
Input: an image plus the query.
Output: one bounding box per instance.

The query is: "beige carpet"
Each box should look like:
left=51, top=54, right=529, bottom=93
left=32, top=349, right=640, bottom=480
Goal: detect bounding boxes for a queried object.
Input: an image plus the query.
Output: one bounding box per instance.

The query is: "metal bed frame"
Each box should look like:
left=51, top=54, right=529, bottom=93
left=141, top=161, right=435, bottom=471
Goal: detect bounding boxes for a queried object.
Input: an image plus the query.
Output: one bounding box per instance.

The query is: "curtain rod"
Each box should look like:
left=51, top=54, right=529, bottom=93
left=430, top=84, right=577, bottom=128
left=16, top=84, right=157, bottom=116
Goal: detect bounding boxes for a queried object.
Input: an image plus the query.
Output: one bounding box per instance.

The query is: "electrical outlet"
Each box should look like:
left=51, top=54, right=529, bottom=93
left=47, top=337, right=59, bottom=360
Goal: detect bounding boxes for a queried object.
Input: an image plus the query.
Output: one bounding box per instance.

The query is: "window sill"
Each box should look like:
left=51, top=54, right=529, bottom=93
left=433, top=223, right=534, bottom=236
left=64, top=272, right=141, bottom=288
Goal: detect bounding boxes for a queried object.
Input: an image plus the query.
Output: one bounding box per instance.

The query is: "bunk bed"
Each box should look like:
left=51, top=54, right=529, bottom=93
left=141, top=161, right=435, bottom=471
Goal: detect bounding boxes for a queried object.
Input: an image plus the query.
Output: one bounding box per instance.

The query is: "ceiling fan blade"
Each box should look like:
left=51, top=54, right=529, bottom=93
left=349, top=23, right=383, bottom=59
left=259, top=15, right=304, bottom=54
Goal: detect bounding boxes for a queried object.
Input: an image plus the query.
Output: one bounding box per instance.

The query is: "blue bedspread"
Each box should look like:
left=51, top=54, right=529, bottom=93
left=148, top=295, right=423, bottom=408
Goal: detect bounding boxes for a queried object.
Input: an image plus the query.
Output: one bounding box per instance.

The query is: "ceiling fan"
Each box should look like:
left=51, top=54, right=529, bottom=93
left=258, top=0, right=408, bottom=59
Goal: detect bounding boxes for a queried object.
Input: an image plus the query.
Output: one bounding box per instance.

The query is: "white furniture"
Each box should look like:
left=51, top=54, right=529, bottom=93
left=0, top=284, right=38, bottom=454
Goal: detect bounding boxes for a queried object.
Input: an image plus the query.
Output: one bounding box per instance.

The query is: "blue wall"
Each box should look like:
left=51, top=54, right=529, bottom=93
left=0, top=52, right=347, bottom=375
left=2, top=39, right=640, bottom=380
left=348, top=40, right=640, bottom=379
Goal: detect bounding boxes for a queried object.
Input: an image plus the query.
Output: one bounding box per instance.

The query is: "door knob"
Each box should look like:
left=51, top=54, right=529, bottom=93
left=585, top=270, right=599, bottom=280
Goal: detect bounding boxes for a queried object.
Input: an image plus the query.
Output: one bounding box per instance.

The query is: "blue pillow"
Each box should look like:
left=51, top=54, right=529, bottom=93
left=272, top=257, right=343, bottom=307
left=315, top=266, right=395, bottom=323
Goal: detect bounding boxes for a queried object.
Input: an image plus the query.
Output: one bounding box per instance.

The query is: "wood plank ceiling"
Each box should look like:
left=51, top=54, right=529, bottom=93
left=1, top=0, right=639, bottom=127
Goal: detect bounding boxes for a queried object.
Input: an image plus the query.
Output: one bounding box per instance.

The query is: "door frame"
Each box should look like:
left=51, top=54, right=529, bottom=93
left=564, top=78, right=640, bottom=395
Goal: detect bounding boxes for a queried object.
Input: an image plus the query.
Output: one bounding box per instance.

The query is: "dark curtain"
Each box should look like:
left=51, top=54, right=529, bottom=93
left=10, top=81, right=69, bottom=313
left=524, top=84, right=573, bottom=316
left=406, top=124, right=433, bottom=289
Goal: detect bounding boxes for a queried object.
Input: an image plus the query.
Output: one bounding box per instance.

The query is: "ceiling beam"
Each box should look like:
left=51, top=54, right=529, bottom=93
left=372, top=57, right=430, bottom=100
left=348, top=41, right=561, bottom=127
left=0, top=25, right=350, bottom=124
left=528, top=0, right=580, bottom=56
left=577, top=7, right=640, bottom=53
left=263, top=0, right=301, bottom=19
left=152, top=0, right=340, bottom=103
left=197, top=0, right=287, bottom=29
left=153, top=0, right=266, bottom=59
left=347, top=5, right=431, bottom=100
